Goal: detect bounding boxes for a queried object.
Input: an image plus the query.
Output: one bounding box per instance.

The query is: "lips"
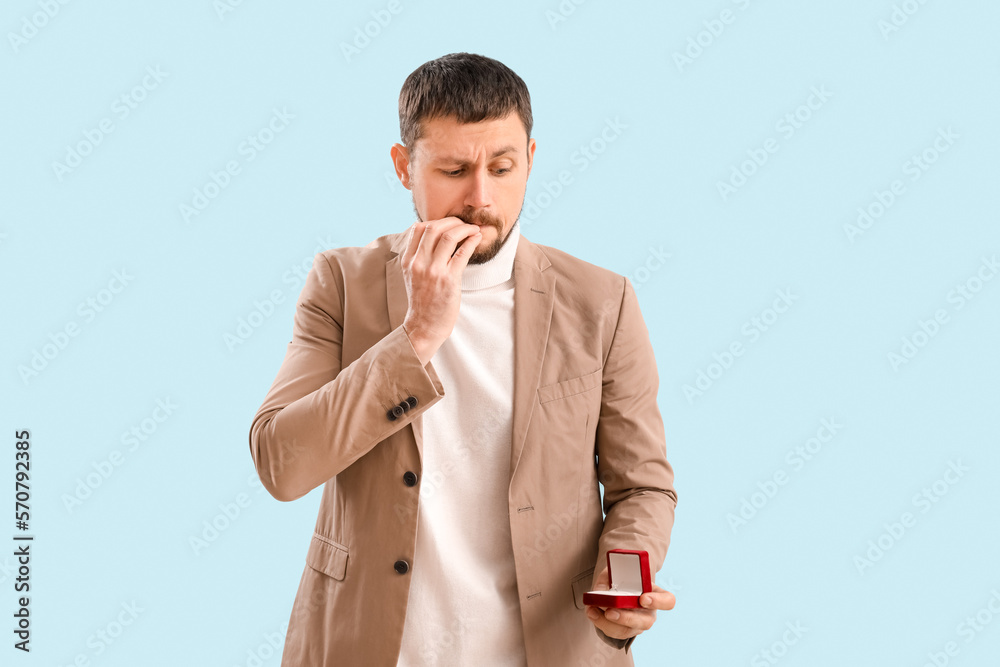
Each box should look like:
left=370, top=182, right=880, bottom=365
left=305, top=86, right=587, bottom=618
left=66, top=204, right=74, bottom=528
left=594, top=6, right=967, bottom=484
left=457, top=211, right=499, bottom=229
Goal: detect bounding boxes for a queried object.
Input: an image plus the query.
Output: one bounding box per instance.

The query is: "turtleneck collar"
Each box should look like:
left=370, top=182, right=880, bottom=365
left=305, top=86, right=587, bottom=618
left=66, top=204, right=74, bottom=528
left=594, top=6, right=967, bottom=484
left=460, top=222, right=520, bottom=291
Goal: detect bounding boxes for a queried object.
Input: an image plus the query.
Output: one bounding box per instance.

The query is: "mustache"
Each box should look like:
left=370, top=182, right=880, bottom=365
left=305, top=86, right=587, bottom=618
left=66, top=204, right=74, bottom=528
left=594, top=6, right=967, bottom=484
left=454, top=209, right=501, bottom=228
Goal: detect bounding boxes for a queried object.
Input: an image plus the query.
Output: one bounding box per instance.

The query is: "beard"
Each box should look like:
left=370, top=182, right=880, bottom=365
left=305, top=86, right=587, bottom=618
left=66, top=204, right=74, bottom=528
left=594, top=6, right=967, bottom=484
left=453, top=205, right=512, bottom=265
left=411, top=199, right=523, bottom=265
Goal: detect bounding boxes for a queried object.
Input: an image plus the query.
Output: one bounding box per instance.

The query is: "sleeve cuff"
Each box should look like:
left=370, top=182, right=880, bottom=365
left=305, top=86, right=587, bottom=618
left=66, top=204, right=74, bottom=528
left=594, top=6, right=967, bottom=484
left=595, top=627, right=635, bottom=653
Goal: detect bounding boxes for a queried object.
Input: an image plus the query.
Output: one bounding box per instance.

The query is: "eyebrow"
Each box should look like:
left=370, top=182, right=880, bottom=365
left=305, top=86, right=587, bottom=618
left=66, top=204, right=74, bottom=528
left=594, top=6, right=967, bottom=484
left=435, top=145, right=519, bottom=165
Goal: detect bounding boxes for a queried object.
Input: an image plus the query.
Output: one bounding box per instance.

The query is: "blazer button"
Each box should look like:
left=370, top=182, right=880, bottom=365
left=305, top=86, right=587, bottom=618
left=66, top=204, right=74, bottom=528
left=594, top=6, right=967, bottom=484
left=406, top=396, right=417, bottom=409
left=394, top=559, right=409, bottom=574
left=387, top=405, right=405, bottom=421
left=398, top=400, right=411, bottom=413
left=403, top=471, right=418, bottom=487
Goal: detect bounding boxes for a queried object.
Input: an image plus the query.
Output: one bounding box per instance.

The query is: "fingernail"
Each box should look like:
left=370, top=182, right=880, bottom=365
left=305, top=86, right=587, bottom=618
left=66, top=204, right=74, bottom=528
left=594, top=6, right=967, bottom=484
left=606, top=610, right=619, bottom=621
left=641, top=595, right=652, bottom=607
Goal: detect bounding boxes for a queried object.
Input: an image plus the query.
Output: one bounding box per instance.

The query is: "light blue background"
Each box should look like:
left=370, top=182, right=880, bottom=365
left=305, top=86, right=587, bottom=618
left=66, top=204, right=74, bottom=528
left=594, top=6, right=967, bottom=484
left=3, top=1, right=999, bottom=665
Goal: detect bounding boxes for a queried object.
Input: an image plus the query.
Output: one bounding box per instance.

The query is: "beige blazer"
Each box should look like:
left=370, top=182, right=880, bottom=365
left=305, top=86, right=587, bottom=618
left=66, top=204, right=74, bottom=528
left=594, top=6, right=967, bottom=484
left=249, top=228, right=677, bottom=666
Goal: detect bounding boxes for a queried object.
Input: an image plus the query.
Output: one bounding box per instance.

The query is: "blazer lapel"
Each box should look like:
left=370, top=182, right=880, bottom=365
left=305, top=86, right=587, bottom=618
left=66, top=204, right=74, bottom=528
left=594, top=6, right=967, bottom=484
left=509, top=232, right=555, bottom=481
left=384, top=228, right=555, bottom=483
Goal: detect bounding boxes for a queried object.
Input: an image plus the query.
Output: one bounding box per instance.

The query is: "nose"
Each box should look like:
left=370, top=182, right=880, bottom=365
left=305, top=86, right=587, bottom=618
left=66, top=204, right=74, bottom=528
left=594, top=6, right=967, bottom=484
left=464, top=166, right=491, bottom=209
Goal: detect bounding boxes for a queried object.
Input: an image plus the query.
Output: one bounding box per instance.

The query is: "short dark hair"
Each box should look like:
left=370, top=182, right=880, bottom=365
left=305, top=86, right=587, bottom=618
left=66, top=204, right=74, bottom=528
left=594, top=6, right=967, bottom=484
left=398, top=53, right=533, bottom=157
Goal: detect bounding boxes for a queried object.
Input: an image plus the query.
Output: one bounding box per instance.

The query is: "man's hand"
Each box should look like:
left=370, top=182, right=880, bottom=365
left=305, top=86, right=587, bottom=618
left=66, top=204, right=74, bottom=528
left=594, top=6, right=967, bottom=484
left=584, top=567, right=676, bottom=642
left=400, top=217, right=482, bottom=365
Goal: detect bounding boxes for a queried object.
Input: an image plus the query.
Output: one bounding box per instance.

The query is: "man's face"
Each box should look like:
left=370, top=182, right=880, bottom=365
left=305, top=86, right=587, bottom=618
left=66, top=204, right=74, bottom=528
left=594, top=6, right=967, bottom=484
left=391, top=113, right=536, bottom=264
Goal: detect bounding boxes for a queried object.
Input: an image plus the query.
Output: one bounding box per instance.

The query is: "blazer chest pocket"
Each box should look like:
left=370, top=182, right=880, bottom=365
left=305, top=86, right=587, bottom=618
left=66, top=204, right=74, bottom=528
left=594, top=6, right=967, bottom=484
left=537, top=368, right=602, bottom=405
left=305, top=532, right=348, bottom=581
left=570, top=567, right=596, bottom=610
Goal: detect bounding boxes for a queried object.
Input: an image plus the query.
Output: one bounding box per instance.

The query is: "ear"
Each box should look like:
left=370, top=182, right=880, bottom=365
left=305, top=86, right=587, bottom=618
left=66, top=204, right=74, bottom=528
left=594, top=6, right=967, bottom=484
left=526, top=138, right=536, bottom=179
left=390, top=143, right=413, bottom=190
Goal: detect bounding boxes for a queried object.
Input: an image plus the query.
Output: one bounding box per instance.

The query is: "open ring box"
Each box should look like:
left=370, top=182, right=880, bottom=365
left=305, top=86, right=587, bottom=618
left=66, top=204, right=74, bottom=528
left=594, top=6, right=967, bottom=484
left=582, top=549, right=652, bottom=609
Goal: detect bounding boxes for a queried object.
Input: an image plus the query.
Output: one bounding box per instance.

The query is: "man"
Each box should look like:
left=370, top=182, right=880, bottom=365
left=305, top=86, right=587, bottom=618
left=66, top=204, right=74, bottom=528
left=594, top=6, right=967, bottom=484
left=249, top=52, right=677, bottom=666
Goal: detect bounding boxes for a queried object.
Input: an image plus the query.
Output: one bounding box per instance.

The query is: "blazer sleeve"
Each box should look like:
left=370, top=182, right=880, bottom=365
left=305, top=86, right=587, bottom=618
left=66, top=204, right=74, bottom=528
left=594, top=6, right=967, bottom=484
left=248, top=252, right=445, bottom=502
left=591, top=276, right=678, bottom=651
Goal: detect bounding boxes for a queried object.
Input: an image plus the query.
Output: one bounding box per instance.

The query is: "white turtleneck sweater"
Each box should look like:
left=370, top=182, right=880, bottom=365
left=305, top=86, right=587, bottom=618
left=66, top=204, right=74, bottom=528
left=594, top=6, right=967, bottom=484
left=397, top=222, right=527, bottom=666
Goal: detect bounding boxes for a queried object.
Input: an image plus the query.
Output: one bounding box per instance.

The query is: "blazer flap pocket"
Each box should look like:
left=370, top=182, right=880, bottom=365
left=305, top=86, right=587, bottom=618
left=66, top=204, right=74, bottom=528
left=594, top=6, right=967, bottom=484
left=537, top=368, right=602, bottom=404
left=571, top=567, right=596, bottom=610
left=305, top=533, right=348, bottom=581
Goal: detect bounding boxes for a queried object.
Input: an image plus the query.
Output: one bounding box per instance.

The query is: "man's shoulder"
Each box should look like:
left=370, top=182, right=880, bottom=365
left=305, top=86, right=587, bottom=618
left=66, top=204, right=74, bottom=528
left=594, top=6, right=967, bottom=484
left=314, top=231, right=402, bottom=273
left=528, top=238, right=626, bottom=293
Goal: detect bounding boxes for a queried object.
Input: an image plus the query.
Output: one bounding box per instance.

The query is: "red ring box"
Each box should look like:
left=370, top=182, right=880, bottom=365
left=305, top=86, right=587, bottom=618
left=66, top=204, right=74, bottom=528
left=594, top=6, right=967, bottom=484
left=582, top=549, right=652, bottom=609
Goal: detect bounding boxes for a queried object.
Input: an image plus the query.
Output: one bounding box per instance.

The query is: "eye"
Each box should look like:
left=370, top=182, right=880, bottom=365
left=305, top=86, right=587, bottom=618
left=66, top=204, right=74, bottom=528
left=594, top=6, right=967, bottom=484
left=442, top=169, right=463, bottom=177
left=495, top=168, right=511, bottom=175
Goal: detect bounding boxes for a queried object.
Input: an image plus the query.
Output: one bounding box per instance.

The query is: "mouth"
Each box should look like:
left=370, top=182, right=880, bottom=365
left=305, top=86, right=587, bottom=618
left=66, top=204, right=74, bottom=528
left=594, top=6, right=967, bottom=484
left=456, top=212, right=496, bottom=228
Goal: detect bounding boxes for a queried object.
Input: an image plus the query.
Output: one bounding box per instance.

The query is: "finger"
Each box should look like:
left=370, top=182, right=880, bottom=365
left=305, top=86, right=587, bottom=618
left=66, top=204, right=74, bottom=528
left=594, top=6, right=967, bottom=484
left=447, top=230, right=482, bottom=273
left=402, top=221, right=425, bottom=264
left=640, top=588, right=676, bottom=611
left=585, top=606, right=642, bottom=641
left=414, top=217, right=471, bottom=262
left=602, top=606, right=656, bottom=632
left=431, top=223, right=480, bottom=267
